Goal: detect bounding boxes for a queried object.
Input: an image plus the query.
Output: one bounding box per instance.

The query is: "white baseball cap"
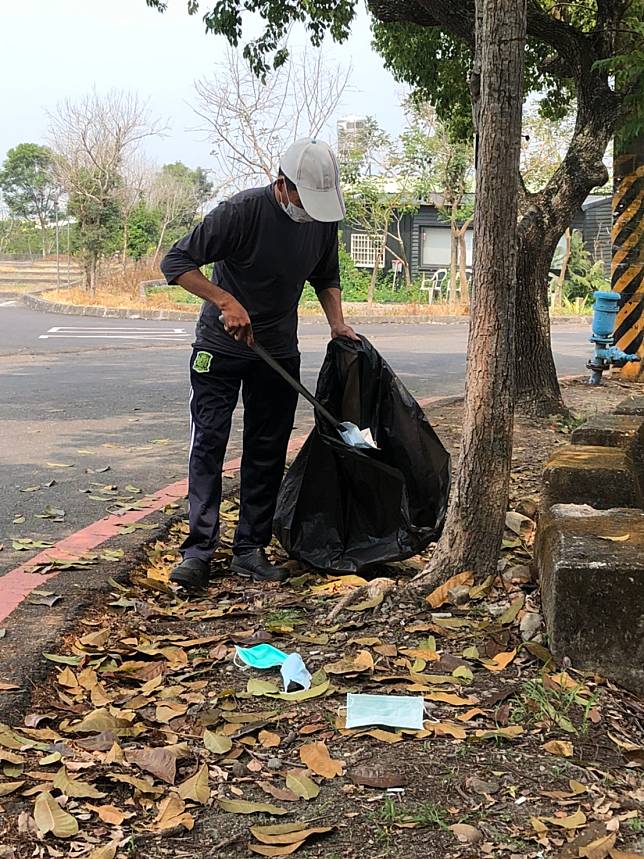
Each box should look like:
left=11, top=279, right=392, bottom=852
left=279, top=138, right=346, bottom=222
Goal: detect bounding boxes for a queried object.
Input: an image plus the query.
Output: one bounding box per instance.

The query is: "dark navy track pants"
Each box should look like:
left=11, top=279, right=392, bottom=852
left=182, top=348, right=300, bottom=561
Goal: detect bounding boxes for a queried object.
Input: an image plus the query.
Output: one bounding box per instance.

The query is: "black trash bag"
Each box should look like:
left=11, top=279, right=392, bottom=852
left=273, top=336, right=451, bottom=572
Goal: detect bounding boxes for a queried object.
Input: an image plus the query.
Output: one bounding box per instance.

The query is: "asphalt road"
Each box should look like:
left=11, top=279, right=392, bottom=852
left=0, top=300, right=591, bottom=576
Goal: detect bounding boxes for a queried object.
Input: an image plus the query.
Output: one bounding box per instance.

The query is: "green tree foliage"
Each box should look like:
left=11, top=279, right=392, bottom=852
left=0, top=143, right=61, bottom=254
left=127, top=204, right=161, bottom=260
left=564, top=230, right=610, bottom=300
left=145, top=1, right=642, bottom=143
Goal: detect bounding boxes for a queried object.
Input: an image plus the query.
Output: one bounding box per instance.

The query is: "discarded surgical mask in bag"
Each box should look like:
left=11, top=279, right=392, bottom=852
left=234, top=643, right=288, bottom=670
left=346, top=693, right=425, bottom=730
left=280, top=653, right=312, bottom=692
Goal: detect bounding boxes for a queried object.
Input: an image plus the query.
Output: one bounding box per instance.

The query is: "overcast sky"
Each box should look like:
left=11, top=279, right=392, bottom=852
left=1, top=0, right=407, bottom=173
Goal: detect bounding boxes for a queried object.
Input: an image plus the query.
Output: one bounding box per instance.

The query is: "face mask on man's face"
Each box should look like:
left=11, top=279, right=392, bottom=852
left=279, top=181, right=313, bottom=223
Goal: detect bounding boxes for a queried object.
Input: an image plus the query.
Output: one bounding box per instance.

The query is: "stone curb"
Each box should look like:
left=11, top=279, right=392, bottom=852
left=21, top=291, right=199, bottom=321
left=19, top=290, right=591, bottom=325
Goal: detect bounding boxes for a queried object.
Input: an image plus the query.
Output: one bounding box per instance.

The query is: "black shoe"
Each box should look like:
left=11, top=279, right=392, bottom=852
left=231, top=548, right=289, bottom=583
left=170, top=557, right=210, bottom=589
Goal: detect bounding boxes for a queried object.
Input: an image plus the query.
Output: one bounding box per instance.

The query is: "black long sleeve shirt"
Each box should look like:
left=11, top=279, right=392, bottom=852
left=160, top=184, right=340, bottom=359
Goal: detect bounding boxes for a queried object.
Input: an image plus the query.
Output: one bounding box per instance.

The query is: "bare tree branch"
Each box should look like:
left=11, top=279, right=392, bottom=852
left=192, top=45, right=350, bottom=194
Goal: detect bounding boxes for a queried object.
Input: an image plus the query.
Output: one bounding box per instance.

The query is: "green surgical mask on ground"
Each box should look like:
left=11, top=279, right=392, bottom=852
left=234, top=643, right=288, bottom=669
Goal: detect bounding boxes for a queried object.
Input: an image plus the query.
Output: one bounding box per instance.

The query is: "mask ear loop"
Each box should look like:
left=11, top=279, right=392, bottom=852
left=233, top=650, right=250, bottom=671
left=423, top=702, right=439, bottom=723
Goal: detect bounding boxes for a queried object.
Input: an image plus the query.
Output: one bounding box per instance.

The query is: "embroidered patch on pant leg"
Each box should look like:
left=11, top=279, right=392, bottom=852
left=192, top=351, right=213, bottom=373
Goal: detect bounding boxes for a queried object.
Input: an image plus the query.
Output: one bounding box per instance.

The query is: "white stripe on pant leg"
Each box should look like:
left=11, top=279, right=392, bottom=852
left=187, top=385, right=195, bottom=517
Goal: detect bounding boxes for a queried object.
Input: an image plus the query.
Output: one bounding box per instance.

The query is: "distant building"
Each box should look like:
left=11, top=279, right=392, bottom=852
left=337, top=116, right=368, bottom=158
left=341, top=193, right=612, bottom=281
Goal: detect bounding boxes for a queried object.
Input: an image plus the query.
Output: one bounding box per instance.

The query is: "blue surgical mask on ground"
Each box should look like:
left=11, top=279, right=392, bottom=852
left=280, top=653, right=312, bottom=692
left=345, top=693, right=425, bottom=730
left=234, top=643, right=288, bottom=670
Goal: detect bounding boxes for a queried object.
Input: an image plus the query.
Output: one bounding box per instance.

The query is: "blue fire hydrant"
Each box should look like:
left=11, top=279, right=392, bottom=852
left=587, top=291, right=640, bottom=385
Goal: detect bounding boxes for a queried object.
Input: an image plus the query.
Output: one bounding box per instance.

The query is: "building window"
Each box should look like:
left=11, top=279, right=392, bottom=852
left=350, top=233, right=383, bottom=268
left=419, top=225, right=473, bottom=268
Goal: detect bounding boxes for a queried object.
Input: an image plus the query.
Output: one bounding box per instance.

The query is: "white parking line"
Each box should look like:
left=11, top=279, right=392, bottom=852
left=39, top=325, right=190, bottom=341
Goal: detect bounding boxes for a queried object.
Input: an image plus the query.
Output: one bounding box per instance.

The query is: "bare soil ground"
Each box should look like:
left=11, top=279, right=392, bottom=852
left=0, top=379, right=642, bottom=859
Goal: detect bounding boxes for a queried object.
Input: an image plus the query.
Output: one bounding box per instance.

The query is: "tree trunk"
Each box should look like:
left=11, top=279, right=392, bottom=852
left=122, top=217, right=129, bottom=274
left=415, top=0, right=526, bottom=590
left=514, top=233, right=565, bottom=415
left=368, top=232, right=386, bottom=305
left=85, top=253, right=98, bottom=296
left=153, top=221, right=168, bottom=265
left=458, top=217, right=473, bottom=303
left=554, top=227, right=572, bottom=308
left=449, top=200, right=459, bottom=304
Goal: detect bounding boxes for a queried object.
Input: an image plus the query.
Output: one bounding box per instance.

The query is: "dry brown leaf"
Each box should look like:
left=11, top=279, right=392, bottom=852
left=374, top=644, right=397, bottom=657
left=579, top=833, right=617, bottom=859
left=349, top=766, right=407, bottom=789
left=249, top=843, right=305, bottom=857
left=107, top=773, right=163, bottom=795
left=33, top=791, right=79, bottom=838
left=149, top=795, right=194, bottom=831
left=484, top=650, right=517, bottom=672
left=79, top=629, right=110, bottom=649
left=258, top=782, right=299, bottom=803
left=52, top=767, right=105, bottom=798
left=457, top=708, right=486, bottom=722
left=325, top=650, right=373, bottom=675
left=543, top=739, right=574, bottom=757
left=125, top=747, right=177, bottom=784
left=425, top=571, right=474, bottom=608
left=285, top=771, right=319, bottom=800
left=250, top=824, right=334, bottom=845
left=72, top=709, right=128, bottom=734
left=155, top=701, right=188, bottom=724
left=449, top=823, right=483, bottom=844
left=399, top=648, right=440, bottom=662
left=543, top=809, right=587, bottom=829
left=259, top=731, right=281, bottom=749
left=86, top=804, right=133, bottom=826
left=424, top=693, right=476, bottom=707
left=218, top=798, right=289, bottom=815
left=177, top=763, right=210, bottom=805
left=431, top=722, right=467, bottom=739
left=203, top=730, right=233, bottom=754
left=363, top=729, right=404, bottom=744
left=299, top=742, right=344, bottom=778
left=0, top=781, right=25, bottom=797
left=474, top=726, right=524, bottom=740
left=498, top=594, right=525, bottom=625
left=88, top=840, right=119, bottom=859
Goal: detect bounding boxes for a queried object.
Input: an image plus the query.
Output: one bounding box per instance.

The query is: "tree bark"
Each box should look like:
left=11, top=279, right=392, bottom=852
left=449, top=199, right=459, bottom=303
left=457, top=216, right=473, bottom=302
left=414, top=0, right=526, bottom=590
left=514, top=90, right=617, bottom=414
left=514, top=231, right=565, bottom=415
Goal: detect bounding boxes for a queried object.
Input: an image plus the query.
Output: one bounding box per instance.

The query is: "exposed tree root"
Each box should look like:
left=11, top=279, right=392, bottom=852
left=326, top=577, right=396, bottom=622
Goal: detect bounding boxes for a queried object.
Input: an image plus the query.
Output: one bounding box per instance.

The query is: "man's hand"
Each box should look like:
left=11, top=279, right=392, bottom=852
left=330, top=322, right=359, bottom=341
left=220, top=299, right=254, bottom=346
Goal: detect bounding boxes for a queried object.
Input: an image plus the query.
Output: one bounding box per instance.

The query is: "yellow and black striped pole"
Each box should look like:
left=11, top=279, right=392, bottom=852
left=612, top=133, right=643, bottom=380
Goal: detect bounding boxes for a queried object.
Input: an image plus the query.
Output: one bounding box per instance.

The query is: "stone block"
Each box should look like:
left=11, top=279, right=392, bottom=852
left=571, top=413, right=644, bottom=454
left=536, top=504, right=644, bottom=695
left=541, top=445, right=641, bottom=511
left=615, top=394, right=644, bottom=417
